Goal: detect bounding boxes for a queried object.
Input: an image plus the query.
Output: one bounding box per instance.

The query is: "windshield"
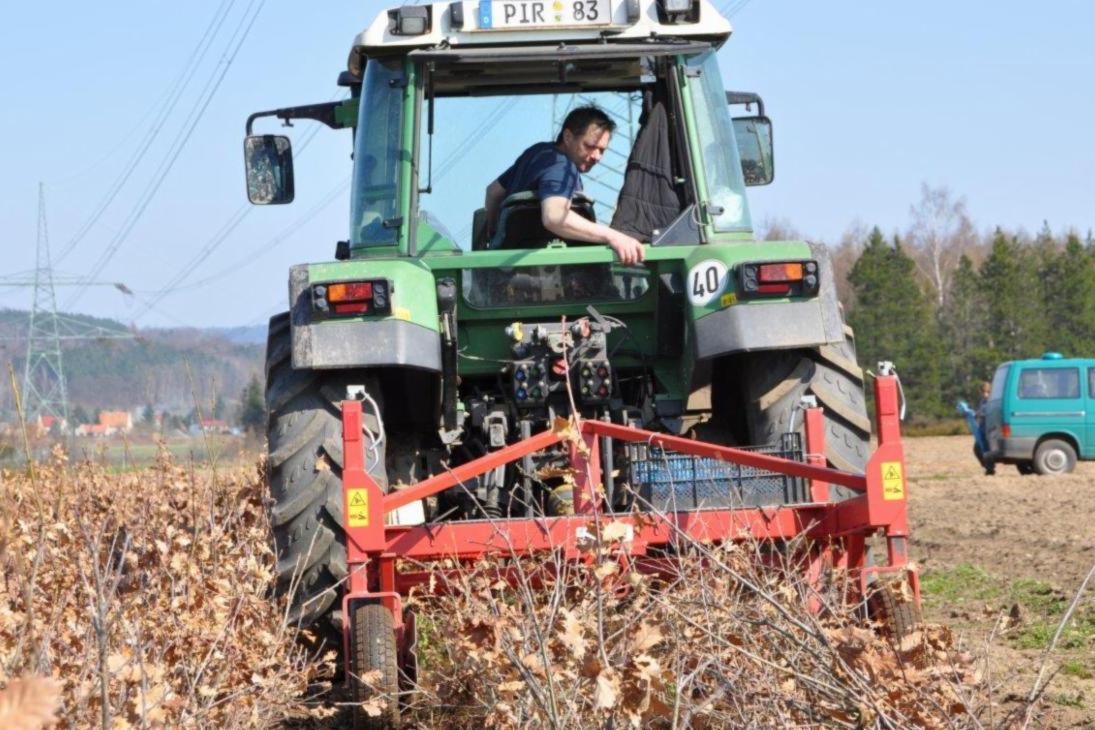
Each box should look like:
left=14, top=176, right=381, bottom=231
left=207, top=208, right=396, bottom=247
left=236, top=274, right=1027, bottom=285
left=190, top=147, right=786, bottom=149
left=685, top=52, right=751, bottom=233
left=418, top=90, right=638, bottom=250
left=350, top=58, right=405, bottom=247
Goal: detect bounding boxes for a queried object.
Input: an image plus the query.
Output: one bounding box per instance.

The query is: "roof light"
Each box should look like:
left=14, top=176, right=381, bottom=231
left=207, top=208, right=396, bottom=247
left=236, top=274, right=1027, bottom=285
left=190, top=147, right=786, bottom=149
left=1042, top=352, right=1065, bottom=360
left=390, top=6, right=429, bottom=36
left=657, top=0, right=699, bottom=23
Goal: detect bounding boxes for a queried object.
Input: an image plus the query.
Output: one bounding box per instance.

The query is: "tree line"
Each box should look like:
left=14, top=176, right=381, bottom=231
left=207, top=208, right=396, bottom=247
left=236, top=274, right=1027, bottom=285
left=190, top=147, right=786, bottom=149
left=790, top=185, right=1095, bottom=421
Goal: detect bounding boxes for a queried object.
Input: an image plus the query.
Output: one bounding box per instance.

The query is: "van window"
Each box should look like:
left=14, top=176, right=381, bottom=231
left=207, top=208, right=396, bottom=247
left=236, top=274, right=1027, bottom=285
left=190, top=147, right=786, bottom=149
left=1018, top=367, right=1079, bottom=399
left=989, top=365, right=1009, bottom=399
left=1089, top=367, right=1095, bottom=398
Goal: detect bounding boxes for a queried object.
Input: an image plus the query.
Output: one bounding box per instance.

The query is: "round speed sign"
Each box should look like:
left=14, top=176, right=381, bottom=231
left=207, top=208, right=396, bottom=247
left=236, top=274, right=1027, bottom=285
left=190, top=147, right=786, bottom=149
left=687, top=259, right=730, bottom=306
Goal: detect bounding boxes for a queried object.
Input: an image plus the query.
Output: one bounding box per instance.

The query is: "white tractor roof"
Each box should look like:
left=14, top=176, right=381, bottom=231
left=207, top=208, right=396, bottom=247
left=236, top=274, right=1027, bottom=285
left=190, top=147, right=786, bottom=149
left=350, top=0, right=732, bottom=62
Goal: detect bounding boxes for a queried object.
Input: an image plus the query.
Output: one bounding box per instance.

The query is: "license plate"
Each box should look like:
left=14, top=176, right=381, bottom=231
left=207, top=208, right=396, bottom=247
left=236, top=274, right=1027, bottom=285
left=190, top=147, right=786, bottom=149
left=477, top=0, right=610, bottom=30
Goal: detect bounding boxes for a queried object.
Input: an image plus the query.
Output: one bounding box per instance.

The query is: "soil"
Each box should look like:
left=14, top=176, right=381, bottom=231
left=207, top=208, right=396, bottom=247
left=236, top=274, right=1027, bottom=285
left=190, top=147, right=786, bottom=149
left=907, top=435, right=1095, bottom=727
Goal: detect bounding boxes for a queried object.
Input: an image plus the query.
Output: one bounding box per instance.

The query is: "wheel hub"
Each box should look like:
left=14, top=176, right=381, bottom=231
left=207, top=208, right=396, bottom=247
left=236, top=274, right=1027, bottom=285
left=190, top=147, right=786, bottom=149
left=1045, top=449, right=1067, bottom=472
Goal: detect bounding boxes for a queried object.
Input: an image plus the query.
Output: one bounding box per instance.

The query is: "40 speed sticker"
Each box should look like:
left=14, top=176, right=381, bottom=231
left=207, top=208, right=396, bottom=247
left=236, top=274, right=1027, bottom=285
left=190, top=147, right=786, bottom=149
left=687, top=259, right=730, bottom=306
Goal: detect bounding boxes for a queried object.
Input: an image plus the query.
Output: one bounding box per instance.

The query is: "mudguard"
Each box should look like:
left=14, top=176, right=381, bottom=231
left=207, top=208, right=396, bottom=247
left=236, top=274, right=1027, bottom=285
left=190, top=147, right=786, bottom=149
left=289, top=263, right=442, bottom=371
left=693, top=242, right=845, bottom=359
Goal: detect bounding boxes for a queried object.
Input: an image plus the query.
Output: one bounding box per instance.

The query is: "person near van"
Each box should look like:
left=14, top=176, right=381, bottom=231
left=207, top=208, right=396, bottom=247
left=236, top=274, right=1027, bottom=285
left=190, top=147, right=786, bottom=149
left=483, top=106, right=644, bottom=264
left=975, top=380, right=995, bottom=475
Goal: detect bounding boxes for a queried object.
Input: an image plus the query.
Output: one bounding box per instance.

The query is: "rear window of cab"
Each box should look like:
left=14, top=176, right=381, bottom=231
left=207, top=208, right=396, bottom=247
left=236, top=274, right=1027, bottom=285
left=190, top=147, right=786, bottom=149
left=1017, top=367, right=1080, bottom=399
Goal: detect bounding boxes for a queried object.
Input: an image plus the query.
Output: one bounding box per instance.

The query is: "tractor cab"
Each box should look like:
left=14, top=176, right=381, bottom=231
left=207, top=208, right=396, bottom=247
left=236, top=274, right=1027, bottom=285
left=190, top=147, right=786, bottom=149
left=245, top=0, right=774, bottom=258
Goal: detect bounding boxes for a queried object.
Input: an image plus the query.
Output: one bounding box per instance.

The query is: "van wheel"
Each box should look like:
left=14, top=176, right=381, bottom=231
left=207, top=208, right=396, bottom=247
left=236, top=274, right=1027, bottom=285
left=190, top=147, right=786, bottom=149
left=1015, top=461, right=1035, bottom=476
left=1032, top=439, right=1076, bottom=475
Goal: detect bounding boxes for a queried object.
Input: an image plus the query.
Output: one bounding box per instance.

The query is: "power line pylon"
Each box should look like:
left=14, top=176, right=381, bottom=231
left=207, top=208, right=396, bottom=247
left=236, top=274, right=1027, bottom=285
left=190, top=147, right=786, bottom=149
left=21, top=183, right=69, bottom=426
left=10, top=183, right=135, bottom=428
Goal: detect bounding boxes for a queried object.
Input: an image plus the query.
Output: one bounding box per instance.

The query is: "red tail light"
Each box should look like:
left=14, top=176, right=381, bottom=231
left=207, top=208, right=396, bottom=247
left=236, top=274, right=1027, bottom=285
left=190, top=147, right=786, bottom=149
left=758, top=262, right=804, bottom=283
left=312, top=279, right=391, bottom=317
left=1002, top=424, right=1011, bottom=438
left=328, top=282, right=373, bottom=301
left=740, top=260, right=820, bottom=298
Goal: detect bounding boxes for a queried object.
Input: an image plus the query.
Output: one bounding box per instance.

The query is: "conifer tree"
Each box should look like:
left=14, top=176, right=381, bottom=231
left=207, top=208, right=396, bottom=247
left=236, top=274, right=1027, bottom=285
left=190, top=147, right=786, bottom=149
left=979, top=228, right=1046, bottom=361
left=238, top=374, right=266, bottom=434
left=1042, top=233, right=1095, bottom=356
left=848, top=227, right=944, bottom=418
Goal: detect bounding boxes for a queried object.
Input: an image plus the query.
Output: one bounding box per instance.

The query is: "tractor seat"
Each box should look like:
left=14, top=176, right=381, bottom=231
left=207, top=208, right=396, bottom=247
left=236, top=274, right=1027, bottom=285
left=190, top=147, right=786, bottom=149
left=490, top=191, right=596, bottom=250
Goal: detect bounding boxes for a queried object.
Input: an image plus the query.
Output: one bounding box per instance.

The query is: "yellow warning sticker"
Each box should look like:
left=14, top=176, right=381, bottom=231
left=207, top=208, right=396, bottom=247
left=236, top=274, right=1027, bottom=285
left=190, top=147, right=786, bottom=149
left=720, top=292, right=738, bottom=308
left=393, top=306, right=412, bottom=321
left=881, top=461, right=904, bottom=500
left=347, top=488, right=370, bottom=527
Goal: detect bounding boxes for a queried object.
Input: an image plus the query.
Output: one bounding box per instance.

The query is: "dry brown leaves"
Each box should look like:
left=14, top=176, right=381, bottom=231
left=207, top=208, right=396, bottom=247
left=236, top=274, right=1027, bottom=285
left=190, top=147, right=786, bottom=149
left=0, top=447, right=334, bottom=728
left=405, top=538, right=984, bottom=729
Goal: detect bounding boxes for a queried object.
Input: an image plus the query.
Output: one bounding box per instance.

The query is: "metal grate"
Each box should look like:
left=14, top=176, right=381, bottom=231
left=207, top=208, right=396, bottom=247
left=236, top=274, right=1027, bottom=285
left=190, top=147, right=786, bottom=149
left=629, top=433, right=809, bottom=511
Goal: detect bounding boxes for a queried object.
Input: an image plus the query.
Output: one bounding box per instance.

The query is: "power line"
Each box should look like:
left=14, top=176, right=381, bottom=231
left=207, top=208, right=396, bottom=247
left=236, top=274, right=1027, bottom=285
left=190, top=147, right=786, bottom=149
left=52, top=0, right=240, bottom=266
left=134, top=175, right=350, bottom=319
left=130, top=91, right=348, bottom=315
left=63, top=0, right=268, bottom=310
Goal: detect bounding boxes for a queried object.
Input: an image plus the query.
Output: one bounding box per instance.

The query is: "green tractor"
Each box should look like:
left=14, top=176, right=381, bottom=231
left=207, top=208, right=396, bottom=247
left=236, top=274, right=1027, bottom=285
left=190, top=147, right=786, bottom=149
left=244, top=0, right=869, bottom=643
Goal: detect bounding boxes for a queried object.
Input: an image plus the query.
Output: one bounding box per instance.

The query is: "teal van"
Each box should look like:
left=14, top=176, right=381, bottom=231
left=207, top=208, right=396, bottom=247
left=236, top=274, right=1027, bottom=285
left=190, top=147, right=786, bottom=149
left=983, top=353, right=1095, bottom=475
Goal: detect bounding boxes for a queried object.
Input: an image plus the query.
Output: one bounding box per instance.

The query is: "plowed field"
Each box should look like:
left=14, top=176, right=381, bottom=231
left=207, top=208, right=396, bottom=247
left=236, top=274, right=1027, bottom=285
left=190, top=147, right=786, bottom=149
left=907, top=436, right=1095, bottom=726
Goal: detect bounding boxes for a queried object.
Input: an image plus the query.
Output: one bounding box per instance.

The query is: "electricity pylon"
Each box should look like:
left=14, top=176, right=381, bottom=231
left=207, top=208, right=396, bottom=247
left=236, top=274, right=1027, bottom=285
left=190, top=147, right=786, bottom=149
left=2, top=183, right=133, bottom=426
left=21, top=183, right=69, bottom=426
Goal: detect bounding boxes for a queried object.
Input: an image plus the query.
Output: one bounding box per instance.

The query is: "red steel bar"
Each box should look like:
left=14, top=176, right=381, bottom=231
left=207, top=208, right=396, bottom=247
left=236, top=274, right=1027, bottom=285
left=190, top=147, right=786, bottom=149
left=582, top=420, right=867, bottom=492
left=804, top=407, right=830, bottom=502
left=384, top=428, right=563, bottom=512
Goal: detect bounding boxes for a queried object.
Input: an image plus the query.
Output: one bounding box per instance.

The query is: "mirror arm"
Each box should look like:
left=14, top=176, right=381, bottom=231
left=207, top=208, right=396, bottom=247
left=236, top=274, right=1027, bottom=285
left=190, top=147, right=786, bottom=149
left=725, top=90, right=764, bottom=118
left=246, top=101, right=346, bottom=135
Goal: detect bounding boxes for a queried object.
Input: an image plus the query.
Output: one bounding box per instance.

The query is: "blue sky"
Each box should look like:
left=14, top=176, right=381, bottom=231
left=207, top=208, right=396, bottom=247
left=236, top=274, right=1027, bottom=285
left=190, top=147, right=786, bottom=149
left=1, top=0, right=1092, bottom=328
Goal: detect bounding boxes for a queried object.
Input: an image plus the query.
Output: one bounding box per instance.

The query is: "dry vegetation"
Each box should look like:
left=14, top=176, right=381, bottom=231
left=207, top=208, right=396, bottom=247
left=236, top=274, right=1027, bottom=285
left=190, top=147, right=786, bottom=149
left=0, top=438, right=1089, bottom=728
left=0, top=448, right=334, bottom=728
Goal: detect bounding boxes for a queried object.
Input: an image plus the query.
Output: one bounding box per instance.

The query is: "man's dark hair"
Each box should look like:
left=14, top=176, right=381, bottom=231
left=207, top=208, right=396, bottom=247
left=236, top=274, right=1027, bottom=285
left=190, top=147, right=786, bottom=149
left=555, top=105, right=616, bottom=145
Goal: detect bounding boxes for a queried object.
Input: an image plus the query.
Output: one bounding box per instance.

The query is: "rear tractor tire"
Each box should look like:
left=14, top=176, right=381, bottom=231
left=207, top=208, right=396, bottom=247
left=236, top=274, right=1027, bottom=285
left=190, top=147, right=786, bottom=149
left=746, top=327, right=872, bottom=477
left=265, top=313, right=387, bottom=640
left=1032, top=438, right=1076, bottom=476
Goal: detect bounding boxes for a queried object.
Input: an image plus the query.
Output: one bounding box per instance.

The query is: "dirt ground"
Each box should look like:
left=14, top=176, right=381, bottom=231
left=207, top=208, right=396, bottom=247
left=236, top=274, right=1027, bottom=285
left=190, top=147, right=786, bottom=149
left=907, top=435, right=1095, bottom=726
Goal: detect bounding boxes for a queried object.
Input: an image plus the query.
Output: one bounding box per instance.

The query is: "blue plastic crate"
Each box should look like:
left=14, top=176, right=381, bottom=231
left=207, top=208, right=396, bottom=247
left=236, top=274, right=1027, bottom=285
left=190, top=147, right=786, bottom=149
left=629, top=433, right=808, bottom=510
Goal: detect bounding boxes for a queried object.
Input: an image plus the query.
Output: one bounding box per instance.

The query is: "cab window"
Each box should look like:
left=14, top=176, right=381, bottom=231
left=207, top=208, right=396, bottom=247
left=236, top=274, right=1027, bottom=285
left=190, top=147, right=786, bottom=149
left=1018, top=367, right=1079, bottom=399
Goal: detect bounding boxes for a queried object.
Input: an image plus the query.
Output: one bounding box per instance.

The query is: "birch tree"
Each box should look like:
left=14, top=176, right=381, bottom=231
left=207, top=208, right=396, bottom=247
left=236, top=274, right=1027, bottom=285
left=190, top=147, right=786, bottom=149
left=905, top=184, right=976, bottom=307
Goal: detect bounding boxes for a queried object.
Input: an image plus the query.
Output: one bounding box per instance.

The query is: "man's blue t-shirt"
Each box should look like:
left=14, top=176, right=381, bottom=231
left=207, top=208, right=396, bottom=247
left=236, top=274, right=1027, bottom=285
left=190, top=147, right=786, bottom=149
left=497, top=142, right=582, bottom=201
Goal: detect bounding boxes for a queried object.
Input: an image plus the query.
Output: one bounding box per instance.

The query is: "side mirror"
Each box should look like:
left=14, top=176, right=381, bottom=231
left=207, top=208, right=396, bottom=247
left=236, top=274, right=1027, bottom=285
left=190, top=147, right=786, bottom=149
left=243, top=135, right=294, bottom=204
left=732, top=116, right=774, bottom=186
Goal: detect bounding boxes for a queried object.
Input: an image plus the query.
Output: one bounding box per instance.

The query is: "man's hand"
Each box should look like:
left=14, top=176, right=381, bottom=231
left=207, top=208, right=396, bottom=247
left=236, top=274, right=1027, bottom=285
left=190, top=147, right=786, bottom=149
left=605, top=231, right=645, bottom=264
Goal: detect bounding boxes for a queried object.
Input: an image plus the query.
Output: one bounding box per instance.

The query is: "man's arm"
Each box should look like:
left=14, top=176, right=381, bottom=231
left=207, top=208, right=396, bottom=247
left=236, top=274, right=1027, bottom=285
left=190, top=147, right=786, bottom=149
left=540, top=196, right=645, bottom=264
left=484, top=180, right=507, bottom=236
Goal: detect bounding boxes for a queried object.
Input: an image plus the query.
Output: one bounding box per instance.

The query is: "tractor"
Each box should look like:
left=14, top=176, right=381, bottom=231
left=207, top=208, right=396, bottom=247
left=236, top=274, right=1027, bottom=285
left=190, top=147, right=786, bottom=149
left=243, top=0, right=875, bottom=698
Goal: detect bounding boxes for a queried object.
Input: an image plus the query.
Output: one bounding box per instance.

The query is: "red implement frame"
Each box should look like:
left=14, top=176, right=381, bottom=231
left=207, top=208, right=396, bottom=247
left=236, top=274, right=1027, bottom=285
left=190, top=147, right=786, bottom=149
left=338, top=373, right=918, bottom=676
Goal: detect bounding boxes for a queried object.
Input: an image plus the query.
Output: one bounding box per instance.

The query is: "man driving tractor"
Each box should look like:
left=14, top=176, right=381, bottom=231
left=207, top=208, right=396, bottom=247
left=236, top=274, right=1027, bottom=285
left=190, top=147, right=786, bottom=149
left=483, top=105, right=645, bottom=264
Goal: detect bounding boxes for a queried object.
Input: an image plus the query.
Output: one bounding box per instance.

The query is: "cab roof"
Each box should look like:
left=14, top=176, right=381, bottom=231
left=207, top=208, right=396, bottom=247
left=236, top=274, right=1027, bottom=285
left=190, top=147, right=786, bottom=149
left=349, top=0, right=732, bottom=71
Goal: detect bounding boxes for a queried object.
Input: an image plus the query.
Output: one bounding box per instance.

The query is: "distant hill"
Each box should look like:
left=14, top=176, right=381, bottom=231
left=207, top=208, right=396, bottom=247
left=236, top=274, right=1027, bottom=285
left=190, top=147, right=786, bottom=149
left=0, top=309, right=265, bottom=416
